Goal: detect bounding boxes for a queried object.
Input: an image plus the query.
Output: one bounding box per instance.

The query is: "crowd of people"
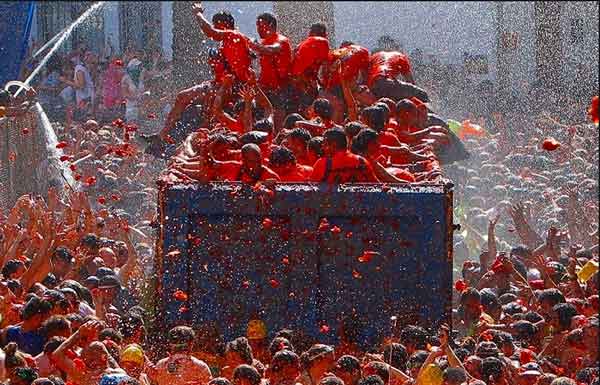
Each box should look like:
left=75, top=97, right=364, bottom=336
left=1, top=2, right=599, bottom=385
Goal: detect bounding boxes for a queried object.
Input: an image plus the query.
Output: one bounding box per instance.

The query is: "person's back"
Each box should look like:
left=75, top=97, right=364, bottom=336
left=151, top=353, right=212, bottom=385
left=74, top=61, right=94, bottom=106
left=292, top=36, right=330, bottom=80
left=368, top=51, right=411, bottom=87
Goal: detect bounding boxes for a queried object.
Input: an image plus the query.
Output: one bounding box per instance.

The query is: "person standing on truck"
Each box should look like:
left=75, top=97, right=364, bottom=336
left=310, top=128, right=378, bottom=183
left=248, top=12, right=292, bottom=130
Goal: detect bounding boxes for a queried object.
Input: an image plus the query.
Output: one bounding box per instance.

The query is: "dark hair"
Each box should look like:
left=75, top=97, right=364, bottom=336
left=212, top=11, right=235, bottom=29
left=309, top=23, right=327, bottom=37
left=364, top=361, right=390, bottom=383
left=81, top=233, right=100, bottom=250
left=340, top=41, right=354, bottom=48
left=208, top=378, right=232, bottom=385
left=400, top=325, right=428, bottom=350
left=381, top=343, right=408, bottom=372
left=168, top=326, right=195, bottom=351
left=443, top=367, right=467, bottom=383
left=300, top=344, right=334, bottom=369
left=511, top=320, right=538, bottom=343
left=0, top=89, right=11, bottom=107
left=320, top=376, right=344, bottom=385
left=118, top=313, right=145, bottom=341
left=99, top=328, right=123, bottom=344
left=3, top=342, right=27, bottom=370
left=406, top=350, right=428, bottom=371
left=271, top=349, right=299, bottom=372
left=308, top=137, right=324, bottom=157
left=254, top=119, right=274, bottom=135
left=233, top=364, right=261, bottom=385
left=323, top=128, right=348, bottom=152
left=269, top=146, right=297, bottom=168
left=21, top=295, right=53, bottom=320
left=481, top=357, right=504, bottom=382
left=480, top=289, right=501, bottom=315
left=42, top=316, right=70, bottom=338
left=460, top=287, right=481, bottom=305
left=395, top=99, right=417, bottom=114
left=361, top=106, right=386, bottom=132
left=13, top=367, right=38, bottom=385
left=377, top=98, right=396, bottom=115
left=2, top=259, right=24, bottom=278
left=283, top=113, right=305, bottom=130
left=336, top=355, right=361, bottom=373
left=358, top=376, right=384, bottom=385
left=52, top=247, right=75, bottom=265
left=523, top=311, right=544, bottom=323
left=552, top=303, right=578, bottom=330
left=538, top=289, right=566, bottom=307
left=66, top=313, right=84, bottom=327
left=351, top=128, right=378, bottom=156
left=288, top=128, right=312, bottom=145
left=226, top=337, right=253, bottom=365
left=257, top=12, right=277, bottom=28
left=240, top=131, right=269, bottom=145
left=344, top=121, right=368, bottom=139
left=43, top=336, right=67, bottom=354
left=510, top=245, right=532, bottom=260
left=313, top=98, right=333, bottom=120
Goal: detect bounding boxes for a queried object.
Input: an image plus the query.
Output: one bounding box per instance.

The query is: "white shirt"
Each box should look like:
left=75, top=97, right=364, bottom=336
left=74, top=64, right=95, bottom=105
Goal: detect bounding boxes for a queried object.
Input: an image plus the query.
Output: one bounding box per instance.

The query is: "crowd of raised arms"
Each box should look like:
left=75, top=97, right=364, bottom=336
left=1, top=2, right=599, bottom=385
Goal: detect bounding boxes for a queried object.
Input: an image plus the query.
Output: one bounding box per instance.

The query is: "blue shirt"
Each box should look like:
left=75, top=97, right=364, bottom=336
left=5, top=325, right=46, bottom=356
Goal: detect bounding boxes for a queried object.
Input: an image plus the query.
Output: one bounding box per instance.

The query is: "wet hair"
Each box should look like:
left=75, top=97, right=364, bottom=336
left=99, top=328, right=123, bottom=344
left=481, top=357, right=505, bottom=382
left=21, top=295, right=53, bottom=320
left=288, top=128, right=312, bottom=145
left=212, top=11, right=235, bottom=29
left=443, top=367, right=467, bottom=383
left=12, top=367, right=38, bottom=385
left=226, top=337, right=253, bottom=364
left=118, top=313, right=146, bottom=341
left=2, top=259, right=24, bottom=278
left=364, top=361, right=390, bottom=383
left=361, top=106, right=387, bottom=132
left=395, top=99, right=417, bottom=115
left=309, top=23, right=327, bottom=37
left=511, top=320, right=538, bottom=343
left=254, top=119, right=274, bottom=135
left=406, top=350, right=428, bottom=370
left=233, top=364, right=261, bottom=385
left=510, top=245, right=532, bottom=260
left=381, top=343, right=408, bottom=372
left=283, top=113, right=305, bottom=130
left=320, top=376, right=345, bottom=385
left=377, top=98, right=396, bottom=115
left=52, top=247, right=75, bottom=265
left=549, top=378, right=576, bottom=385
left=61, top=280, right=93, bottom=307
left=81, top=234, right=100, bottom=251
left=300, top=344, right=334, bottom=369
left=269, top=146, right=297, bottom=168
left=3, top=342, right=27, bottom=370
left=271, top=349, right=300, bottom=372
left=240, top=131, right=269, bottom=145
left=400, top=325, right=428, bottom=350
left=308, top=137, right=324, bottom=158
left=538, top=288, right=566, bottom=307
left=323, top=128, right=348, bottom=152
left=66, top=313, right=84, bottom=327
left=43, top=336, right=67, bottom=354
left=208, top=378, right=232, bottom=385
left=344, top=121, right=368, bottom=139
left=42, top=316, right=70, bottom=338
left=552, top=303, right=578, bottom=330
left=336, top=355, right=361, bottom=373
left=351, top=128, right=379, bottom=156
left=523, top=311, right=544, bottom=323
left=168, top=326, right=195, bottom=351
left=257, top=12, right=277, bottom=29
left=313, top=98, right=333, bottom=120
left=480, top=289, right=501, bottom=315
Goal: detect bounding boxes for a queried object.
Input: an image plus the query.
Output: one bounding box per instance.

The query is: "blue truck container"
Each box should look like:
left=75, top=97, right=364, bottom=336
left=153, top=182, right=454, bottom=350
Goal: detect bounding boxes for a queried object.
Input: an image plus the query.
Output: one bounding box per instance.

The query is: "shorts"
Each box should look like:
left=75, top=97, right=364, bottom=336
left=371, top=77, right=430, bottom=103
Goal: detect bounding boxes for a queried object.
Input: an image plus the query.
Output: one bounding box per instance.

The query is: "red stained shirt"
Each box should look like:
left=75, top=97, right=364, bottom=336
left=310, top=151, right=378, bottom=183
left=219, top=30, right=252, bottom=82
left=326, top=44, right=370, bottom=88
left=367, top=51, right=412, bottom=87
left=291, top=36, right=330, bottom=80
left=259, top=33, right=292, bottom=90
left=212, top=161, right=280, bottom=183
left=378, top=130, right=401, bottom=147
left=276, top=164, right=313, bottom=182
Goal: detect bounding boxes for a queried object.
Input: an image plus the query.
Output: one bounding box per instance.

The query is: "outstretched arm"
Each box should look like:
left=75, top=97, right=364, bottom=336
left=192, top=2, right=227, bottom=41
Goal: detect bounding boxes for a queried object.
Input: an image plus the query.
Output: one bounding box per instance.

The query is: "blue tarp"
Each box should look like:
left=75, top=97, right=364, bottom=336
left=0, top=2, right=34, bottom=86
left=155, top=183, right=453, bottom=350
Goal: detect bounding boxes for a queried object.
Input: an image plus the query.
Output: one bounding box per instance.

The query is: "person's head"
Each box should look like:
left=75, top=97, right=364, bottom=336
left=344, top=122, right=368, bottom=140
left=480, top=289, right=501, bottom=321
left=549, top=378, right=576, bottom=385
left=257, top=12, right=277, bottom=39
left=395, top=99, right=418, bottom=128
left=319, top=376, right=344, bottom=385
left=360, top=106, right=386, bottom=133
left=463, top=355, right=482, bottom=379
left=213, top=11, right=235, bottom=30
left=3, top=342, right=28, bottom=375
left=254, top=119, right=274, bottom=136
left=358, top=375, right=383, bottom=385
left=120, top=344, right=145, bottom=378
left=21, top=295, right=53, bottom=326
left=300, top=344, right=335, bottom=374
left=233, top=364, right=261, bottom=385
left=537, top=288, right=565, bottom=318
left=351, top=128, right=380, bottom=158
left=10, top=367, right=38, bottom=385
left=312, top=99, right=333, bottom=120
left=209, top=378, right=232, bottom=385
left=460, top=288, right=482, bottom=318
left=362, top=362, right=389, bottom=385
left=481, top=357, right=507, bottom=385
left=323, top=128, right=348, bottom=156
left=226, top=337, right=254, bottom=367
left=118, top=313, right=146, bottom=345
left=283, top=113, right=305, bottom=131
left=307, top=136, right=324, bottom=164
left=241, top=143, right=263, bottom=173
left=98, top=247, right=117, bottom=269
left=168, top=326, right=195, bottom=353
left=550, top=303, right=578, bottom=332
left=284, top=128, right=312, bottom=159
left=377, top=98, right=396, bottom=117
left=399, top=326, right=428, bottom=354
left=406, top=351, right=428, bottom=379
left=309, top=23, right=327, bottom=38
left=51, top=247, right=75, bottom=277
left=381, top=343, right=408, bottom=373
left=269, top=337, right=295, bottom=358
left=80, top=233, right=100, bottom=256
left=97, top=275, right=122, bottom=303
left=269, top=350, right=300, bottom=385
left=81, top=341, right=110, bottom=370
left=2, top=259, right=25, bottom=279
left=442, top=367, right=467, bottom=385
left=333, top=355, right=361, bottom=385
left=42, top=315, right=71, bottom=339
left=269, top=146, right=297, bottom=177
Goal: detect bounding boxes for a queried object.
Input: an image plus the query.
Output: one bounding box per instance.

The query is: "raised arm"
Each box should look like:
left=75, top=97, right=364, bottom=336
left=192, top=2, right=227, bottom=41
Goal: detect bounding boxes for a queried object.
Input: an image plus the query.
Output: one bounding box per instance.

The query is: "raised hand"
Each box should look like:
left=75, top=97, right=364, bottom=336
left=192, top=2, right=204, bottom=14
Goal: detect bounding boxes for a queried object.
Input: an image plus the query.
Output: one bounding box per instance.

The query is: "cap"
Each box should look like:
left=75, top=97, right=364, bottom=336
left=247, top=319, right=267, bottom=340
left=120, top=344, right=145, bottom=366
left=98, top=275, right=121, bottom=289
left=96, top=267, right=116, bottom=278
